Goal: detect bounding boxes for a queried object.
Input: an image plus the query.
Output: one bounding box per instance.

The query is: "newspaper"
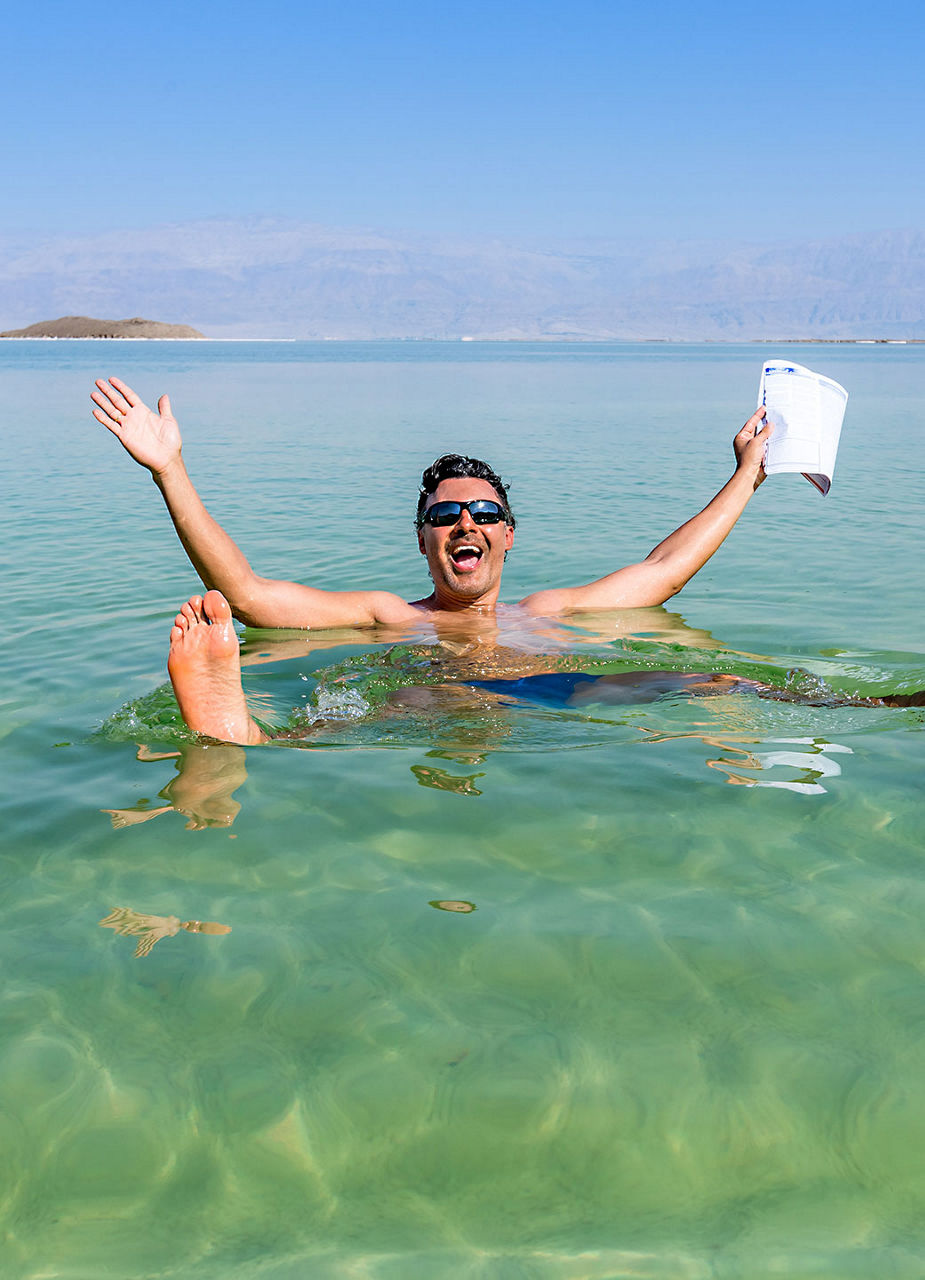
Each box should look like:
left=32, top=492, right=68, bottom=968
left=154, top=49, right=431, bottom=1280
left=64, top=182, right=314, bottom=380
left=758, top=360, right=848, bottom=495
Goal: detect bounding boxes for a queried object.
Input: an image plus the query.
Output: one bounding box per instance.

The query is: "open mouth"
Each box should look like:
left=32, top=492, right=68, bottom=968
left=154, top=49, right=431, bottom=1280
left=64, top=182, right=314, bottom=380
left=450, top=542, right=484, bottom=573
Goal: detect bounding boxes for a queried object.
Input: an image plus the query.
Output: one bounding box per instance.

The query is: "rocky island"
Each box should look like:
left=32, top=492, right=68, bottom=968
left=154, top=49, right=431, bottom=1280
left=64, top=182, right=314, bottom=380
left=1, top=315, right=205, bottom=339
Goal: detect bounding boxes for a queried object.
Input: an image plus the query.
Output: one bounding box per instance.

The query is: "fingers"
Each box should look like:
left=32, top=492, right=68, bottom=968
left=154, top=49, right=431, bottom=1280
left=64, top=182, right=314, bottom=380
left=740, top=406, right=766, bottom=436
left=91, top=404, right=123, bottom=435
left=158, top=393, right=172, bottom=418
left=91, top=387, right=119, bottom=423
left=735, top=409, right=774, bottom=449
left=91, top=380, right=131, bottom=431
left=109, top=377, right=141, bottom=407
left=91, top=377, right=151, bottom=432
left=734, top=408, right=773, bottom=483
left=93, top=378, right=131, bottom=414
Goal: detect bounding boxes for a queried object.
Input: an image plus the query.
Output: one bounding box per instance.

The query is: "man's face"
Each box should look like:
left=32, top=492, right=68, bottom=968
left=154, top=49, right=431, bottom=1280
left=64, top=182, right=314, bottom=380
left=418, top=477, right=515, bottom=608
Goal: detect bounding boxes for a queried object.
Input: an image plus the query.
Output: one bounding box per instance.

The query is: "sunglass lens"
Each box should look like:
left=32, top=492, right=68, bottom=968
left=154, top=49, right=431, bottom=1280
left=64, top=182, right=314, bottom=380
left=425, top=502, right=459, bottom=525
left=470, top=502, right=503, bottom=523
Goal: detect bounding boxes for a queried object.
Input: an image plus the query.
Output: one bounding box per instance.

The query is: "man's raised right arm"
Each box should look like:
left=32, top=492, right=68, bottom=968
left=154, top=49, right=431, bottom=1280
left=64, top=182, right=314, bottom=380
left=91, top=378, right=411, bottom=629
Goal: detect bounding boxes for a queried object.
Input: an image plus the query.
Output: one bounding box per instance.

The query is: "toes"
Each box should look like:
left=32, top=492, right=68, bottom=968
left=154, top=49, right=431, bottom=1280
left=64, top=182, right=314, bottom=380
left=180, top=597, right=204, bottom=625
left=203, top=590, right=232, bottom=625
left=173, top=593, right=216, bottom=643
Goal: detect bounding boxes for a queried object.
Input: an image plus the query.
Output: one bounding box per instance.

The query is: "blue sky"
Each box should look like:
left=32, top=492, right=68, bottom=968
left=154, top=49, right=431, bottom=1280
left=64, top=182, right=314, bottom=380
left=3, top=0, right=923, bottom=243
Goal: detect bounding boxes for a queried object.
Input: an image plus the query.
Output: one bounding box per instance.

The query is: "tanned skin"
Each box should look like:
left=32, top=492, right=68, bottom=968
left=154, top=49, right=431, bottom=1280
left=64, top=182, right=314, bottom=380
left=92, top=377, right=773, bottom=743
left=92, top=377, right=771, bottom=625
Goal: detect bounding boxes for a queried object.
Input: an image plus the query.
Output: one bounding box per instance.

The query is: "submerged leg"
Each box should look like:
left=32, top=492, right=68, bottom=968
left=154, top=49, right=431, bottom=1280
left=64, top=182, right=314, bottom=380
left=567, top=671, right=756, bottom=704
left=467, top=670, right=759, bottom=707
left=470, top=670, right=925, bottom=710
left=167, top=591, right=267, bottom=745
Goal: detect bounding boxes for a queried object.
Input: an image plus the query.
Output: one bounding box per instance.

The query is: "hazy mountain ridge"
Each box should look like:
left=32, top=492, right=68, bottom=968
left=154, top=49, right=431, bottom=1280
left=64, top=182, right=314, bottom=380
left=1, top=218, right=922, bottom=339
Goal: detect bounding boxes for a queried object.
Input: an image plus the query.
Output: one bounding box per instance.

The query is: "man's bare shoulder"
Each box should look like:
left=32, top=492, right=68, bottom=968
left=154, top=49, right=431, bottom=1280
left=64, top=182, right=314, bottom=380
left=369, top=591, right=432, bottom=625
left=517, top=588, right=571, bottom=616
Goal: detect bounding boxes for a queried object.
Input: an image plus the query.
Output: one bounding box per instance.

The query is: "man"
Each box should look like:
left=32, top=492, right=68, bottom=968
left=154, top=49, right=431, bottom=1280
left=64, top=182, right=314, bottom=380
left=91, top=376, right=774, bottom=743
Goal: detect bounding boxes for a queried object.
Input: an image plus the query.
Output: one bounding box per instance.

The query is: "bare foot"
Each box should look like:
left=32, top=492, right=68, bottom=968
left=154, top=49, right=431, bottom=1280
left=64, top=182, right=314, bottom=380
left=167, top=591, right=266, bottom=745
left=102, top=805, right=173, bottom=829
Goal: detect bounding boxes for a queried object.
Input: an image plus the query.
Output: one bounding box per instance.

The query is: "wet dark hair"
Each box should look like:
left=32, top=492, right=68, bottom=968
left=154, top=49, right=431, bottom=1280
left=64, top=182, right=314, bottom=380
left=415, top=454, right=515, bottom=529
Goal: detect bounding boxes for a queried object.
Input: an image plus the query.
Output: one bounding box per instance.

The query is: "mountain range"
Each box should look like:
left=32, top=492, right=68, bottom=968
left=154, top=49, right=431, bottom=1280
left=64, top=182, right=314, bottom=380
left=1, top=218, right=922, bottom=340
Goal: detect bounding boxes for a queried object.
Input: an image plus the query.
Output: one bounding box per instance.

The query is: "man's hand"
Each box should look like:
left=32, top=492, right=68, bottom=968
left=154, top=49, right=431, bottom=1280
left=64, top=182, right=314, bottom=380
left=734, top=406, right=773, bottom=490
left=91, top=377, right=182, bottom=476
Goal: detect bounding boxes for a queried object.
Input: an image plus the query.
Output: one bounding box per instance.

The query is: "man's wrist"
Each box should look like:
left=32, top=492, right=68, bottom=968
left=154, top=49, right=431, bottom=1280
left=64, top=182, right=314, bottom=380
left=731, top=463, right=760, bottom=494
left=152, top=454, right=185, bottom=487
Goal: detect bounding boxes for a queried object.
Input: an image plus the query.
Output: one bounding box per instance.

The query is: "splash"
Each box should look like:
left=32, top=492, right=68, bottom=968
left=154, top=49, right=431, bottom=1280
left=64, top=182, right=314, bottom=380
left=94, top=683, right=194, bottom=744
left=299, top=684, right=371, bottom=725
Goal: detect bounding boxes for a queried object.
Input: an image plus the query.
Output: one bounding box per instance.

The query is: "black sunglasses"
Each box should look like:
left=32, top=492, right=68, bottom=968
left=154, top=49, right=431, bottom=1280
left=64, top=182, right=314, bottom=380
left=421, top=499, right=508, bottom=528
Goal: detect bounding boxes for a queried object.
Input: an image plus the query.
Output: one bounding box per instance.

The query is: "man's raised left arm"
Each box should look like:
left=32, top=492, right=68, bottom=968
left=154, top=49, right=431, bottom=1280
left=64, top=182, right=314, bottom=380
left=521, top=408, right=772, bottom=614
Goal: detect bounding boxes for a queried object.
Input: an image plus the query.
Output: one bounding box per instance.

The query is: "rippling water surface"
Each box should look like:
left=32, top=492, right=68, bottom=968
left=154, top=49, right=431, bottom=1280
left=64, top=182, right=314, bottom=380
left=2, top=341, right=924, bottom=1278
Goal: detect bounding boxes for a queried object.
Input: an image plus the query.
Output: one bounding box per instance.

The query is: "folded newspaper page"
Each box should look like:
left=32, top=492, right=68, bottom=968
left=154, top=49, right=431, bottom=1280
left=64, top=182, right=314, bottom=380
left=758, top=360, right=848, bottom=495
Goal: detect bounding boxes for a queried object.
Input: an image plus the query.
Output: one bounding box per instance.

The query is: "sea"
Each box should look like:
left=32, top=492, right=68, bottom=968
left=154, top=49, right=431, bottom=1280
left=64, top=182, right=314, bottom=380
left=2, top=339, right=924, bottom=1279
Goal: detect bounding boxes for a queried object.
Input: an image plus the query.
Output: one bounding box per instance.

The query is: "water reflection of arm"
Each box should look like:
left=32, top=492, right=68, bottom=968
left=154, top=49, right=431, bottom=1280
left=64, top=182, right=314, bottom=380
left=521, top=410, right=772, bottom=614
left=524, top=606, right=729, bottom=654
left=239, top=631, right=364, bottom=667
left=91, top=378, right=416, bottom=629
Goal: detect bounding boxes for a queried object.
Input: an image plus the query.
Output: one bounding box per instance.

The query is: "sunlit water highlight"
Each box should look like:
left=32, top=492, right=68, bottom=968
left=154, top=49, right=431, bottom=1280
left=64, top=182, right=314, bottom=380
left=1, top=341, right=924, bottom=1278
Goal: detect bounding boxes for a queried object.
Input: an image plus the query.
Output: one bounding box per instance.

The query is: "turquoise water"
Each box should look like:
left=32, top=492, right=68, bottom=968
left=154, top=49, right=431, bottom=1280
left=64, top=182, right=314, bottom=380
left=2, top=340, right=924, bottom=1278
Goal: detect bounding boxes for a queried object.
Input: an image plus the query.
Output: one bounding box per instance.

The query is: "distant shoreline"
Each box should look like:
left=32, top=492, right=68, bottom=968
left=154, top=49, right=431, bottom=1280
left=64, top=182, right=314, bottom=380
left=0, top=336, right=291, bottom=342
left=0, top=335, right=920, bottom=344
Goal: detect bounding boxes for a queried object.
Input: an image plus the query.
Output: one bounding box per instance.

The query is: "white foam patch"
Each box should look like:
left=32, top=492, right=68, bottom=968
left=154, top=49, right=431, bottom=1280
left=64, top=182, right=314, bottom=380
left=310, top=686, right=371, bottom=722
